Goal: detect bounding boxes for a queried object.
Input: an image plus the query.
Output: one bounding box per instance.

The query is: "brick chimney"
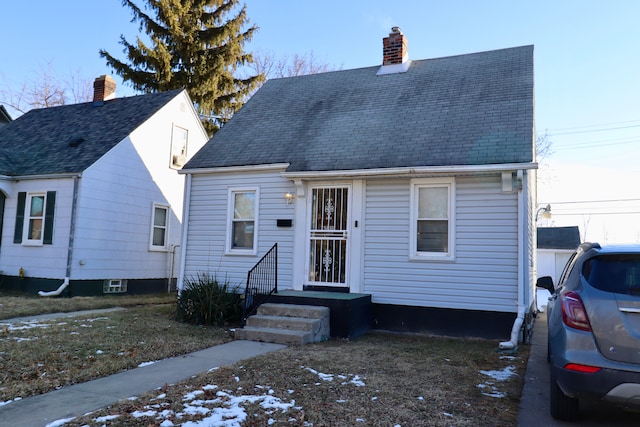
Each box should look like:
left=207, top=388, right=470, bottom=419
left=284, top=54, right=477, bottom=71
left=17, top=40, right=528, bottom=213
left=383, top=27, right=408, bottom=65
left=377, top=27, right=411, bottom=75
left=93, top=75, right=116, bottom=103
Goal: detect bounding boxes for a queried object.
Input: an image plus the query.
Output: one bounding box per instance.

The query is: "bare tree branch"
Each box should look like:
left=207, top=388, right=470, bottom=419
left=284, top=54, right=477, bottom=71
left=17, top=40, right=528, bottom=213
left=0, top=63, right=92, bottom=117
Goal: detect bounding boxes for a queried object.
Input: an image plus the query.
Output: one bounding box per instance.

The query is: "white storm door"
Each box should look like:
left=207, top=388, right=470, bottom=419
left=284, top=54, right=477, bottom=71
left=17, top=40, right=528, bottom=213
left=307, top=186, right=351, bottom=286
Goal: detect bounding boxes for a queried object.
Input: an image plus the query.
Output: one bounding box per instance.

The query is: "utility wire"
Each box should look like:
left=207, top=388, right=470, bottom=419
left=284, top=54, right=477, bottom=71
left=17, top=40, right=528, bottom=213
left=540, top=198, right=640, bottom=205
left=546, top=119, right=640, bottom=133
left=551, top=124, right=640, bottom=136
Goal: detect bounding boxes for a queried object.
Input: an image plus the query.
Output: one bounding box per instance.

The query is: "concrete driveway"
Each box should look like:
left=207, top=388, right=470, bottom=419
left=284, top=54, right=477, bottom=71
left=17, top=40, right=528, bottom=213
left=517, top=311, right=639, bottom=426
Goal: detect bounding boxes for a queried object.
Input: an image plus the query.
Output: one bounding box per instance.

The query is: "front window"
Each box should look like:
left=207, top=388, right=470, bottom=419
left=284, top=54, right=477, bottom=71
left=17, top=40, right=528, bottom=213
left=27, top=194, right=45, bottom=241
left=410, top=178, right=455, bottom=260
left=150, top=204, right=169, bottom=250
left=227, top=188, right=258, bottom=254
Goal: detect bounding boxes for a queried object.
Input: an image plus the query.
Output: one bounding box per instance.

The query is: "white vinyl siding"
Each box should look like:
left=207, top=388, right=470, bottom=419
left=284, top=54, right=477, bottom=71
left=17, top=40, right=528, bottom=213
left=70, top=92, right=208, bottom=281
left=363, top=176, right=518, bottom=313
left=183, top=169, right=295, bottom=289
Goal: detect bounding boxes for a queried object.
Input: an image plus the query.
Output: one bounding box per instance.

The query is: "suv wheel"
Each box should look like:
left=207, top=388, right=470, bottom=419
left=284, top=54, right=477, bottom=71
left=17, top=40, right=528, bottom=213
left=549, top=369, right=579, bottom=420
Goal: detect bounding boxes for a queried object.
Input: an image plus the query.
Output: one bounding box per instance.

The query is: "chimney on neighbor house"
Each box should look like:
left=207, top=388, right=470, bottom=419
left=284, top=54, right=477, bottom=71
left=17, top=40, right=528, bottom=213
left=93, top=75, right=116, bottom=103
left=382, top=26, right=408, bottom=66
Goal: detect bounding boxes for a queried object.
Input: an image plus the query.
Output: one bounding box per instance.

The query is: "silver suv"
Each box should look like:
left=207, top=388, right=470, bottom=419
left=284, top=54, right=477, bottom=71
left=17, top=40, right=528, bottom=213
left=537, top=242, right=640, bottom=420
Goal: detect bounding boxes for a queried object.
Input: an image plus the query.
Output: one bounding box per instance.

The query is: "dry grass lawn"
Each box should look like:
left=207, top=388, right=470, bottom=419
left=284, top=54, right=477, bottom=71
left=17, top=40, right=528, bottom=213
left=70, top=334, right=528, bottom=426
left=0, top=295, right=232, bottom=403
left=0, top=292, right=177, bottom=320
left=0, top=294, right=529, bottom=426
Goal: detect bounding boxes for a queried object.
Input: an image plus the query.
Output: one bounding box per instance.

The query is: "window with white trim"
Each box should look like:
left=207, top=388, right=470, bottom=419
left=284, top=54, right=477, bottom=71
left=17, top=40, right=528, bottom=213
left=150, top=204, right=169, bottom=250
left=410, top=178, right=455, bottom=260
left=14, top=191, right=56, bottom=246
left=170, top=125, right=188, bottom=169
left=226, top=188, right=258, bottom=254
left=103, top=279, right=127, bottom=294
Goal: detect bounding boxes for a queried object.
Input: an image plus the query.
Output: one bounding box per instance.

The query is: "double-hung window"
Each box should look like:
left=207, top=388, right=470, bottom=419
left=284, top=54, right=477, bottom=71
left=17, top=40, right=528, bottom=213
left=410, top=178, right=455, bottom=260
left=226, top=188, right=258, bottom=255
left=14, top=191, right=56, bottom=246
left=150, top=204, right=169, bottom=250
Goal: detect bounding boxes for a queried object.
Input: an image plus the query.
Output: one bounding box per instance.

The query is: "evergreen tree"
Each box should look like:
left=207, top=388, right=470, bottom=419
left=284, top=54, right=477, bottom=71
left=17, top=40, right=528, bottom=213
left=99, top=0, right=263, bottom=134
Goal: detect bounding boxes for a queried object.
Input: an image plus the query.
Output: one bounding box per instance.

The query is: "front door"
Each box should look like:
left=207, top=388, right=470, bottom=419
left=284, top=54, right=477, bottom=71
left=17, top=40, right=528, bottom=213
left=307, top=186, right=350, bottom=287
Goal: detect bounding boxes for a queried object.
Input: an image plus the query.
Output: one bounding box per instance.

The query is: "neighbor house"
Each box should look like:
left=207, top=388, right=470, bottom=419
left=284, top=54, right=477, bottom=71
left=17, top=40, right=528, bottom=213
left=178, top=29, right=537, bottom=341
left=0, top=105, right=11, bottom=128
left=537, top=226, right=581, bottom=283
left=0, top=76, right=208, bottom=295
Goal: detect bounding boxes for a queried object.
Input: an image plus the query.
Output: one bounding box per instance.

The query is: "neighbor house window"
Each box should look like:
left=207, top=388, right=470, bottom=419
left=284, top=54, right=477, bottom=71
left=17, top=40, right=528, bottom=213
left=150, top=204, right=169, bottom=250
left=14, top=191, right=56, bottom=245
left=170, top=125, right=188, bottom=169
left=410, top=178, right=455, bottom=260
left=226, top=188, right=259, bottom=254
left=104, top=279, right=127, bottom=294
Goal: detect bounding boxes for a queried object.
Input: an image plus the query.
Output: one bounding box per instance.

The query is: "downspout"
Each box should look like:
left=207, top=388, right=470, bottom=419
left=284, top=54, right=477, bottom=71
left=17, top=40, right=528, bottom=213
left=499, top=170, right=526, bottom=349
left=39, top=175, right=79, bottom=297
left=176, top=173, right=192, bottom=294
left=168, top=244, right=179, bottom=293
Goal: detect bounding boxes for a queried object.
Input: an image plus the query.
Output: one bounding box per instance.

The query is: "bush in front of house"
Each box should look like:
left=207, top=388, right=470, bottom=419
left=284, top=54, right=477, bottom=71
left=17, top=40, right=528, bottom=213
left=176, top=273, right=243, bottom=326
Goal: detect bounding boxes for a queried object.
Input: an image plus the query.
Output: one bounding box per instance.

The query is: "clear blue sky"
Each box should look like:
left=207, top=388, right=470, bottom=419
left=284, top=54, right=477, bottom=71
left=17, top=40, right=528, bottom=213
left=1, top=1, right=640, bottom=241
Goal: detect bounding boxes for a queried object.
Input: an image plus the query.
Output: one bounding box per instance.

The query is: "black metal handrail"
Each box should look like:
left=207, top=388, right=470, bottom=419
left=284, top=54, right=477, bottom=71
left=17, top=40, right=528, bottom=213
left=242, top=243, right=278, bottom=322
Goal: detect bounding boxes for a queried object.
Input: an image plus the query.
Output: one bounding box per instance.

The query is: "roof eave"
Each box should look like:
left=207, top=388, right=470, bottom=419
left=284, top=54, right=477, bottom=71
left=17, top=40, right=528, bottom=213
left=179, top=163, right=291, bottom=175
left=281, top=162, right=538, bottom=180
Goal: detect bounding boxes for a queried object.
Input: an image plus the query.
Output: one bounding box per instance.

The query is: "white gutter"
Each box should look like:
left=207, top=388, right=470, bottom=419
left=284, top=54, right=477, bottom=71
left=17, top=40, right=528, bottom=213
left=39, top=175, right=80, bottom=297
left=500, top=169, right=526, bottom=349
left=11, top=172, right=83, bottom=180
left=176, top=173, right=192, bottom=293
left=180, top=162, right=538, bottom=178
left=179, top=163, right=290, bottom=175
left=282, top=162, right=538, bottom=180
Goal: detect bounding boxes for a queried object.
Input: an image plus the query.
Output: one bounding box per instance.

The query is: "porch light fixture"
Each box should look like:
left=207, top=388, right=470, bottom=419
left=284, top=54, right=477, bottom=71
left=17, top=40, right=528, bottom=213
left=536, top=204, right=552, bottom=221
left=284, top=192, right=295, bottom=204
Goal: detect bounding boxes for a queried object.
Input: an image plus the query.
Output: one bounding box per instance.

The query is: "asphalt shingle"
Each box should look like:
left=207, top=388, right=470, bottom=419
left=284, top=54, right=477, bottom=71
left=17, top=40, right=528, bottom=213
left=185, top=45, right=534, bottom=172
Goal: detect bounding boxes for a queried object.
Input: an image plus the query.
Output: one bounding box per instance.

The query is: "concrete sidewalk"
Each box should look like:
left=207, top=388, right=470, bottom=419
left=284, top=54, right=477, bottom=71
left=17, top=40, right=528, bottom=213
left=0, top=311, right=285, bottom=427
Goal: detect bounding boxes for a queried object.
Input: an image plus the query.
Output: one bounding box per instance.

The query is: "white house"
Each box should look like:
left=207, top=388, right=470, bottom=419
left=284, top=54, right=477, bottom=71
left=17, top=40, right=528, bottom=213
left=178, top=30, right=537, bottom=340
left=0, top=76, right=208, bottom=295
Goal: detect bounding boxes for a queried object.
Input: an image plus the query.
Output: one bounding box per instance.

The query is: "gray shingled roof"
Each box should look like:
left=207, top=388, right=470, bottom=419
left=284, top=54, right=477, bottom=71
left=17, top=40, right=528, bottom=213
left=185, top=45, right=534, bottom=172
left=537, top=226, right=581, bottom=250
left=0, top=89, right=183, bottom=176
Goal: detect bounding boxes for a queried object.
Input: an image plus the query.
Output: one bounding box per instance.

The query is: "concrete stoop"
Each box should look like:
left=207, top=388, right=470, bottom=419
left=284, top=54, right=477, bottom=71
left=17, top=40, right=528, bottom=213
left=235, top=303, right=330, bottom=345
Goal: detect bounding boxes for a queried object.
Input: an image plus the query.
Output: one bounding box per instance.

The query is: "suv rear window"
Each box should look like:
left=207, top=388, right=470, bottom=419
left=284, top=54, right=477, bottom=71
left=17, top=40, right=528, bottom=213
left=583, top=254, right=640, bottom=295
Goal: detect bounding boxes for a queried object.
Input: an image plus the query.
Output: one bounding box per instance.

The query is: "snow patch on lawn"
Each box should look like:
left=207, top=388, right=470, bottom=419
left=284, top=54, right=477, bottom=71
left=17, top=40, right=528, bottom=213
left=478, top=365, right=517, bottom=398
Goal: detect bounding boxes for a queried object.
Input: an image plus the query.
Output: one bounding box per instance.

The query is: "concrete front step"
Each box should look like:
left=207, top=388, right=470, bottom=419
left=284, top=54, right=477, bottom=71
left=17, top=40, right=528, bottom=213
left=246, top=314, right=321, bottom=332
left=235, top=326, right=312, bottom=346
left=237, top=303, right=330, bottom=345
left=257, top=303, right=329, bottom=319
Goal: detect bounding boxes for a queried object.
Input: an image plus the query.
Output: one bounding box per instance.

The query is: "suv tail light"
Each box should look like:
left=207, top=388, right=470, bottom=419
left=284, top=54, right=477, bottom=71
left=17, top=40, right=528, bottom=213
left=561, top=291, right=592, bottom=331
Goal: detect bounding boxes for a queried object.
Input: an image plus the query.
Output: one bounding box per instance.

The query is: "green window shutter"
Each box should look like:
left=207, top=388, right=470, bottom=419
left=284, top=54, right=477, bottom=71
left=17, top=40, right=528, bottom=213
left=43, top=191, right=56, bottom=244
left=13, top=192, right=26, bottom=243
